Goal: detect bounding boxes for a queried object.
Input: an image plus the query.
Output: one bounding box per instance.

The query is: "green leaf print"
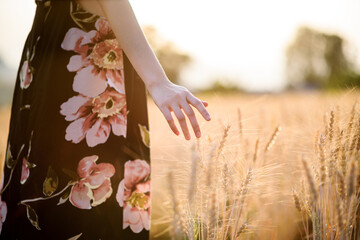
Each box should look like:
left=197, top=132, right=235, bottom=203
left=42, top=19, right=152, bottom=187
left=67, top=233, right=83, bottom=240
left=5, top=143, right=25, bottom=169
left=57, top=186, right=71, bottom=206
left=1, top=143, right=25, bottom=194
left=69, top=1, right=99, bottom=31
left=24, top=203, right=41, bottom=230
left=43, top=165, right=59, bottom=196
left=30, top=36, right=41, bottom=62
left=5, top=143, right=14, bottom=168
left=138, top=124, right=150, bottom=148
left=62, top=168, right=79, bottom=181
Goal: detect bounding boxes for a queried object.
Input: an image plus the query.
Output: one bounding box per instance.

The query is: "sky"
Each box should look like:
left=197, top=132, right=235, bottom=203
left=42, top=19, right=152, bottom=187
left=1, top=0, right=360, bottom=92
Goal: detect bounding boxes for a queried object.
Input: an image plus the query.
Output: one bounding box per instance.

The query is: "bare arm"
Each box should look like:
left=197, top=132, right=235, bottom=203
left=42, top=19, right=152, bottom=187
left=95, top=0, right=211, bottom=139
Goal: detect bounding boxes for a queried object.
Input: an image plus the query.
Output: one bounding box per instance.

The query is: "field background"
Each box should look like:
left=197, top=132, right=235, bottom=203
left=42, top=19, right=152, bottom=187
left=0, top=90, right=358, bottom=239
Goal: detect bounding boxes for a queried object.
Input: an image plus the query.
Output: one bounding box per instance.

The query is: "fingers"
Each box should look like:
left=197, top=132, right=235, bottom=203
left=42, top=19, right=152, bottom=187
left=187, top=94, right=211, bottom=121
left=160, top=90, right=210, bottom=140
left=171, top=105, right=191, bottom=140
left=160, top=107, right=179, bottom=136
left=180, top=100, right=201, bottom=138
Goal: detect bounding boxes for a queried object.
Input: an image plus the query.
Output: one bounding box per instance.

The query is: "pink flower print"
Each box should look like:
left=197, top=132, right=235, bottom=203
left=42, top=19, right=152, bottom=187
left=21, top=157, right=30, bottom=184
left=60, top=87, right=127, bottom=147
left=69, top=155, right=115, bottom=209
left=61, top=17, right=125, bottom=97
left=116, top=159, right=151, bottom=233
left=0, top=173, right=7, bottom=233
left=20, top=144, right=36, bottom=185
left=0, top=175, right=3, bottom=193
left=19, top=60, right=33, bottom=89
left=0, top=200, right=6, bottom=233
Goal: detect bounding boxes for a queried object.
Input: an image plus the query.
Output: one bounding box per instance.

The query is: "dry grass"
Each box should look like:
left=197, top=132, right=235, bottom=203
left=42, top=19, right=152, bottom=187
left=0, top=90, right=359, bottom=239
left=292, top=98, right=360, bottom=240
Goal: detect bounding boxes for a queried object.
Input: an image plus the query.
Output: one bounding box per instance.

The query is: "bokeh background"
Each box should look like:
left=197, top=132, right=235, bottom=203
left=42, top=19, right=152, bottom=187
left=0, top=0, right=360, bottom=239
left=1, top=0, right=360, bottom=94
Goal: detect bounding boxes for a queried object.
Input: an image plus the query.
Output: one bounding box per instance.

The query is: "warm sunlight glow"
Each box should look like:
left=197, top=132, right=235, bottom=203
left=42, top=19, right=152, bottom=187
left=1, top=0, right=360, bottom=91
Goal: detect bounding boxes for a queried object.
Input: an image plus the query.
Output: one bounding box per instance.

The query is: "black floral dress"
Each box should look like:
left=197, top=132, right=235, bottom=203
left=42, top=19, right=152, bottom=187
left=0, top=0, right=151, bottom=239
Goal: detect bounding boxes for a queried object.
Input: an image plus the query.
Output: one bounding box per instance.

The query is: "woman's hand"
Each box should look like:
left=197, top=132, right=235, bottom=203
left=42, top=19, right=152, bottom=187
left=93, top=0, right=210, bottom=138
left=148, top=80, right=211, bottom=140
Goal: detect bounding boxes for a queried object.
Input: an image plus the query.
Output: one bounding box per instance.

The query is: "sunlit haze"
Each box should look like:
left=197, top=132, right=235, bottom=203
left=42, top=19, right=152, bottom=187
left=1, top=0, right=360, bottom=91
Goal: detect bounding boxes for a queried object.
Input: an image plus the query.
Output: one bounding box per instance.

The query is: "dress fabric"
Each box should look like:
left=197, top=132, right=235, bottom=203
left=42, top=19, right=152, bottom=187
left=0, top=0, right=151, bottom=239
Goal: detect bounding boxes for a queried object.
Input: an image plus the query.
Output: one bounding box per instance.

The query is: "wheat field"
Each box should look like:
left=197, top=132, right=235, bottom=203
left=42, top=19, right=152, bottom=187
left=0, top=90, right=359, bottom=239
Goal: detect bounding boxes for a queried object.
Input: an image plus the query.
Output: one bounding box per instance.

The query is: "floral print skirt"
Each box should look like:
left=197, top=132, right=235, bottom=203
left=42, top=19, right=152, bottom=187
left=0, top=0, right=151, bottom=239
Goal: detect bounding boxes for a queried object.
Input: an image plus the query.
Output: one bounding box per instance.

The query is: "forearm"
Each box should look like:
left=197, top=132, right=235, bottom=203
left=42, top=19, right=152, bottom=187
left=96, top=0, right=170, bottom=89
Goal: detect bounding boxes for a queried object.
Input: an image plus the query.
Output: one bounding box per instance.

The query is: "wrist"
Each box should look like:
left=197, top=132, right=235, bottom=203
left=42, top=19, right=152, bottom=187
left=144, top=73, right=173, bottom=92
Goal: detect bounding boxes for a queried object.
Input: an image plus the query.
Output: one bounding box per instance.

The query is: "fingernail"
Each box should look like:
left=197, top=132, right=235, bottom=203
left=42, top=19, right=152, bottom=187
left=196, top=131, right=201, bottom=138
left=206, top=115, right=211, bottom=121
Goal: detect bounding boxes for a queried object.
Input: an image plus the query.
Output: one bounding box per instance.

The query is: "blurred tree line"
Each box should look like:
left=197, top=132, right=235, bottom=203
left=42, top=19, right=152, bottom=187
left=142, top=26, right=191, bottom=85
left=198, top=78, right=243, bottom=93
left=143, top=26, right=243, bottom=93
left=286, top=26, right=360, bottom=90
left=0, top=56, right=15, bottom=106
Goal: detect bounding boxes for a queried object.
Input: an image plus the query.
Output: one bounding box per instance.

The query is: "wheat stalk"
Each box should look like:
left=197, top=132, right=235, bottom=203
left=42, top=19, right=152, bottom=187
left=264, top=125, right=281, bottom=153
